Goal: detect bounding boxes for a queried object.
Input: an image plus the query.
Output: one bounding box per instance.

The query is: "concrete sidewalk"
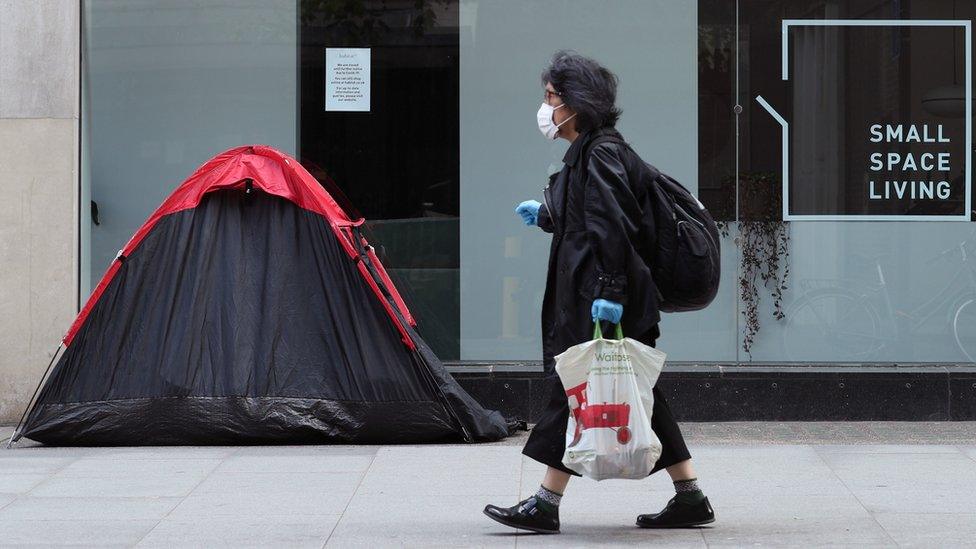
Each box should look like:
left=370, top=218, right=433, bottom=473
left=1, top=423, right=975, bottom=547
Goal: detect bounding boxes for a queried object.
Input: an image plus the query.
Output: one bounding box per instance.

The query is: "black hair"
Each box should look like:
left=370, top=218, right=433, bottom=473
left=540, top=50, right=621, bottom=131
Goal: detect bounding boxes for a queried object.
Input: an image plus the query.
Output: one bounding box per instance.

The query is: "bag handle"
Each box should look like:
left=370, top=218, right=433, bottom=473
left=593, top=321, right=624, bottom=341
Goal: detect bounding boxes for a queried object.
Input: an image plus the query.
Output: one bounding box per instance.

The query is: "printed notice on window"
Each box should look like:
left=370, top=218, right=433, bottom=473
left=325, top=48, right=370, bottom=112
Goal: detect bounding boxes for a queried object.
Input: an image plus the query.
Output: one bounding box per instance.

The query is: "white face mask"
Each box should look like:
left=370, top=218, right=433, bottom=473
left=537, top=102, right=577, bottom=140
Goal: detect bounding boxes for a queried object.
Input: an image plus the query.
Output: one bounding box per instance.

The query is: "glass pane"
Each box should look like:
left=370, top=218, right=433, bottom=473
left=459, top=0, right=739, bottom=360
left=298, top=1, right=460, bottom=359
left=739, top=0, right=976, bottom=363
left=82, top=0, right=297, bottom=296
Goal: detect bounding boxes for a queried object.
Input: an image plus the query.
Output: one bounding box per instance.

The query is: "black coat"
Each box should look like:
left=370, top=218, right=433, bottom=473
left=536, top=127, right=661, bottom=369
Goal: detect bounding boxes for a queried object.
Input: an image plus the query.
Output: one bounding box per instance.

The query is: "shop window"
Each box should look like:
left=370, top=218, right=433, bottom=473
left=298, top=1, right=461, bottom=359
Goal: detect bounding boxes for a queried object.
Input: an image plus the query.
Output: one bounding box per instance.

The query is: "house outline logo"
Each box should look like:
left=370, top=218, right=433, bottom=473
left=756, top=19, right=972, bottom=222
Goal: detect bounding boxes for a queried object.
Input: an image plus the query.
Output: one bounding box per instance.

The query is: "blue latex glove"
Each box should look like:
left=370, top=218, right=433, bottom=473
left=515, top=200, right=542, bottom=226
left=592, top=298, right=624, bottom=324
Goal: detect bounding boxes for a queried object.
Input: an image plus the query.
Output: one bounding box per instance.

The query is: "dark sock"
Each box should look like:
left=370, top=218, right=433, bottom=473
left=673, top=478, right=706, bottom=505
left=533, top=485, right=562, bottom=514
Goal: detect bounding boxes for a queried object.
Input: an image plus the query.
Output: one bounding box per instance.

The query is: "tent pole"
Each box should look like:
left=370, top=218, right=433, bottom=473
left=8, top=343, right=63, bottom=447
left=405, top=326, right=474, bottom=442
left=349, top=226, right=473, bottom=442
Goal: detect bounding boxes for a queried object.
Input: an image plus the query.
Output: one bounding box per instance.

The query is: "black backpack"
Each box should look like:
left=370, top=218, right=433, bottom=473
left=584, top=134, right=721, bottom=313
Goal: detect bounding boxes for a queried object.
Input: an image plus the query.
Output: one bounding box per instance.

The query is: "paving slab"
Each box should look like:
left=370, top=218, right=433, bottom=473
left=216, top=447, right=375, bottom=474
left=873, top=512, right=976, bottom=547
left=76, top=446, right=239, bottom=460
left=357, top=446, right=521, bottom=496
left=864, top=422, right=976, bottom=443
left=137, top=516, right=342, bottom=548
left=0, top=473, right=53, bottom=494
left=327, top=494, right=517, bottom=548
left=367, top=445, right=522, bottom=476
left=0, top=445, right=102, bottom=458
left=360, top=472, right=520, bottom=498
left=166, top=471, right=362, bottom=520
left=817, top=447, right=976, bottom=478
left=701, top=493, right=895, bottom=547
left=815, top=444, right=965, bottom=454
left=0, top=422, right=975, bottom=546
left=513, top=522, right=707, bottom=548
left=0, top=496, right=181, bottom=521
left=689, top=446, right=852, bottom=497
left=0, top=518, right=158, bottom=547
left=0, top=454, right=76, bottom=474
left=58, top=457, right=221, bottom=476
left=702, top=516, right=893, bottom=547
left=28, top=467, right=214, bottom=499
left=841, top=486, right=976, bottom=515
left=816, top=450, right=976, bottom=513
left=682, top=421, right=976, bottom=445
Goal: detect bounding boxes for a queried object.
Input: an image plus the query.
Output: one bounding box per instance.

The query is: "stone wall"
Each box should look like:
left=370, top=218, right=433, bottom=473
left=0, top=0, right=79, bottom=424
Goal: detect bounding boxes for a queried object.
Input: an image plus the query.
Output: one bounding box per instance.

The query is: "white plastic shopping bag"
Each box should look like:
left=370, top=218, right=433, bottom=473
left=555, top=322, right=666, bottom=480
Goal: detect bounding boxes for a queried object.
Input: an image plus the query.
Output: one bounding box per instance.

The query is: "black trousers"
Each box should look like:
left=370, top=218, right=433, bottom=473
left=522, top=325, right=691, bottom=477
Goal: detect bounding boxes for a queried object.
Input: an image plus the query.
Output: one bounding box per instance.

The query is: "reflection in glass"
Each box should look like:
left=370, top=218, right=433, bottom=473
left=82, top=0, right=298, bottom=296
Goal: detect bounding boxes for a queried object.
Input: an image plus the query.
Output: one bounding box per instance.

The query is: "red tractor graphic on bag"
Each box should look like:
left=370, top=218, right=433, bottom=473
left=565, top=382, right=633, bottom=446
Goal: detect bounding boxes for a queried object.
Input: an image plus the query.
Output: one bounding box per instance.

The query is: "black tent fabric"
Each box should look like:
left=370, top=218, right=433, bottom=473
left=15, top=147, right=512, bottom=445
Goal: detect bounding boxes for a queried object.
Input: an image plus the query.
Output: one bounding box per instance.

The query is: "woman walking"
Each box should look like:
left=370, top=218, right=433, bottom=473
left=483, top=51, right=715, bottom=534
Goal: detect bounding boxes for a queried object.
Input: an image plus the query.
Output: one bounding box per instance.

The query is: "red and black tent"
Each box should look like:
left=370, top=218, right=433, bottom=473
left=12, top=145, right=512, bottom=445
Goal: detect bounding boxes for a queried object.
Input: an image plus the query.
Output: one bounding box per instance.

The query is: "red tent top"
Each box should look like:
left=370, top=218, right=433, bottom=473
left=66, top=145, right=416, bottom=347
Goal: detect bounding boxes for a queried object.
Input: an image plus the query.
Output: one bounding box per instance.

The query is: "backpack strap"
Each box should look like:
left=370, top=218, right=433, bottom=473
left=581, top=132, right=627, bottom=171
left=581, top=132, right=661, bottom=183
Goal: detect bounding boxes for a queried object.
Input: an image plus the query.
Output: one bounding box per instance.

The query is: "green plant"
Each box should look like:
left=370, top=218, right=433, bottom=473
left=716, top=171, right=791, bottom=357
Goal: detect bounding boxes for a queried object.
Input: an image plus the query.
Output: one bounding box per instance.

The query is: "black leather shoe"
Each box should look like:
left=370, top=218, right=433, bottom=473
left=636, top=496, right=715, bottom=528
left=483, top=496, right=560, bottom=534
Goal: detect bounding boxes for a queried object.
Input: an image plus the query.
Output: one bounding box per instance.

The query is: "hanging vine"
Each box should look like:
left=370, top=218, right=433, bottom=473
left=716, top=172, right=792, bottom=357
